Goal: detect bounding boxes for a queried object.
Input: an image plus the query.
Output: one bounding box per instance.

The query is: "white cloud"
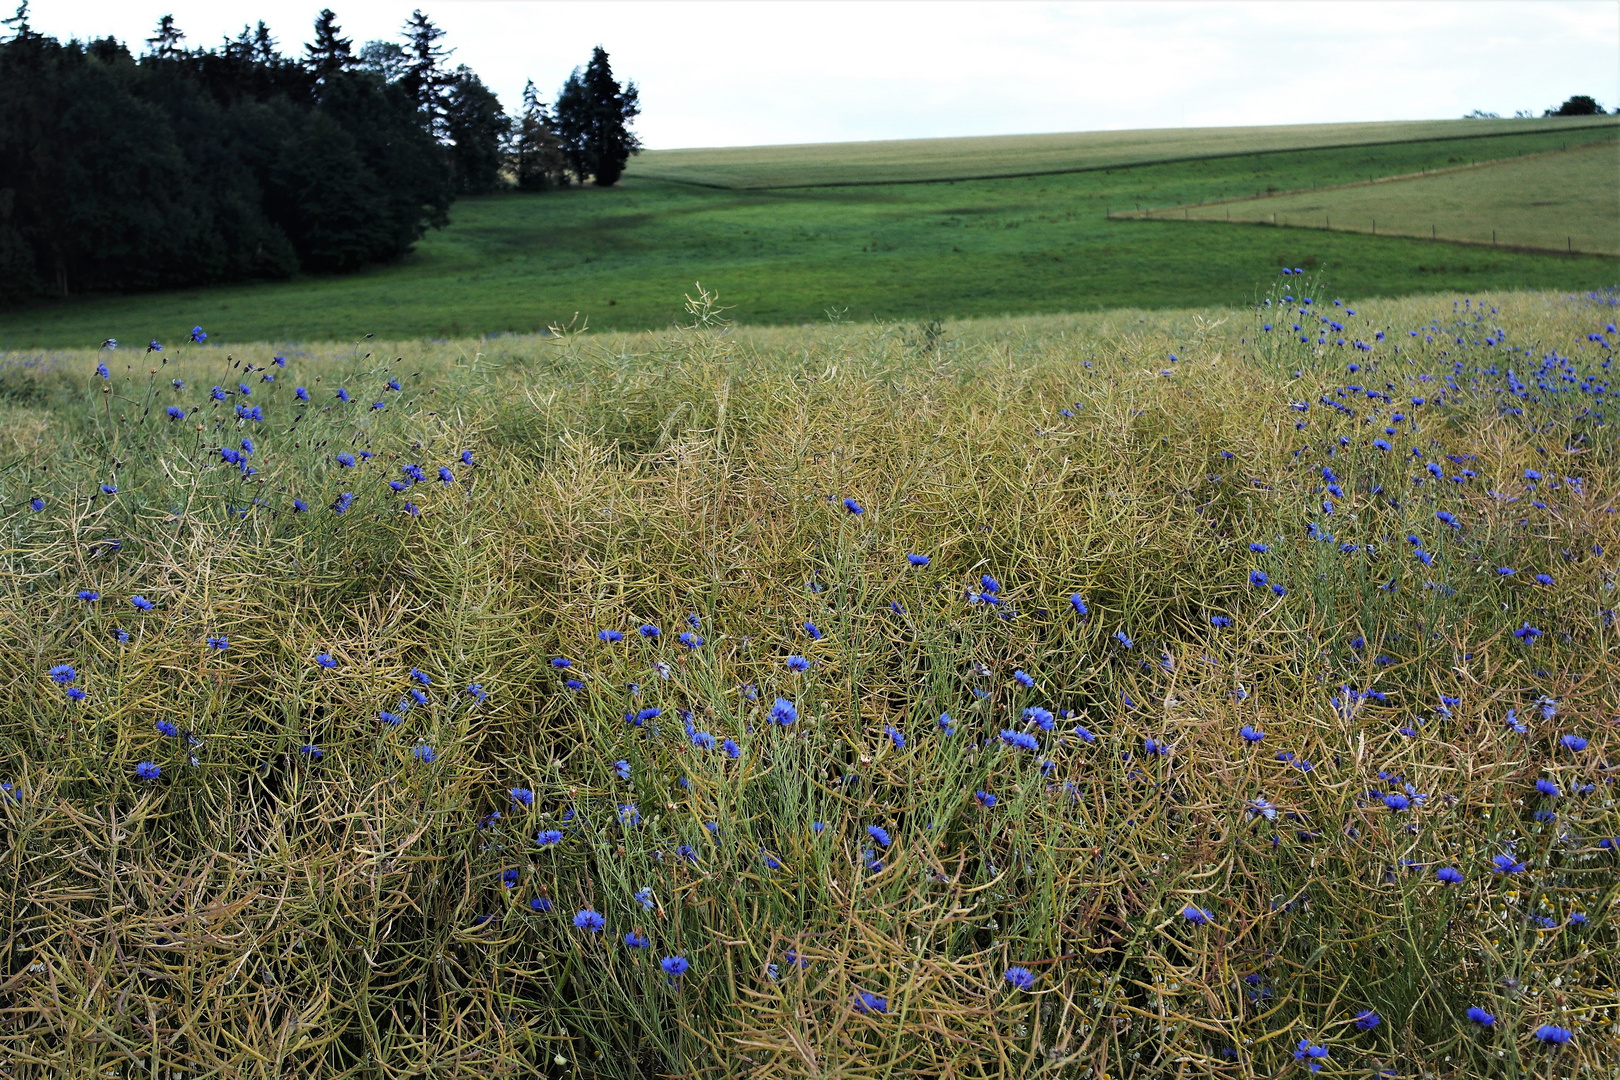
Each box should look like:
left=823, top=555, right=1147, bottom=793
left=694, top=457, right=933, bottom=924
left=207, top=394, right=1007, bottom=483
left=25, top=0, right=1620, bottom=147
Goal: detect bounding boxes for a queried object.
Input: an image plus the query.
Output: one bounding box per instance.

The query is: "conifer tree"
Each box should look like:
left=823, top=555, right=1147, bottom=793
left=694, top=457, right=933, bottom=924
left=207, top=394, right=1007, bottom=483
left=305, top=9, right=353, bottom=86
left=512, top=79, right=569, bottom=190
left=553, top=46, right=640, bottom=186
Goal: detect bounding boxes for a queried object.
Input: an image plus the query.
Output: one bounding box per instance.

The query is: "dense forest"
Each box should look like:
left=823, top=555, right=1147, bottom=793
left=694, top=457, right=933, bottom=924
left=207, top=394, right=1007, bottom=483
left=0, top=4, right=639, bottom=304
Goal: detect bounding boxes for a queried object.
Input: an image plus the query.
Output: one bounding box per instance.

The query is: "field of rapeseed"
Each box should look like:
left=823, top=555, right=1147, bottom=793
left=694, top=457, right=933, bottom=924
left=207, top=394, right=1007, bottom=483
left=1, top=282, right=1616, bottom=1078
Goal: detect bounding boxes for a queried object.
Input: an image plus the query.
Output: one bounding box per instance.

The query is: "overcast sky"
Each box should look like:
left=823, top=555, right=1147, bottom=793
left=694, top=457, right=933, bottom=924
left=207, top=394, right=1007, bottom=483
left=25, top=1, right=1620, bottom=149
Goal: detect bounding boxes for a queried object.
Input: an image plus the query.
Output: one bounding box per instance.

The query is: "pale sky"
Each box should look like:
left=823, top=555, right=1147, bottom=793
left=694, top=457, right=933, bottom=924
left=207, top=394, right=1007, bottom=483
left=24, top=1, right=1620, bottom=149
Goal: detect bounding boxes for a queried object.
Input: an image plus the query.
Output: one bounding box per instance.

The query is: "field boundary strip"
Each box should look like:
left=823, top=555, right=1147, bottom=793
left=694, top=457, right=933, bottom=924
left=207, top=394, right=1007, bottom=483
left=1116, top=138, right=1620, bottom=258
left=628, top=120, right=1620, bottom=191
left=1114, top=136, right=1620, bottom=220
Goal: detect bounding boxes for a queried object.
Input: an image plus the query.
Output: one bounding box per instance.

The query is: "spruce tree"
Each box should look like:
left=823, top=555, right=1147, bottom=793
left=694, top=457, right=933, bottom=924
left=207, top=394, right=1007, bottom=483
left=305, top=9, right=353, bottom=87
left=146, top=14, right=185, bottom=58
left=512, top=79, right=569, bottom=190
left=400, top=9, right=451, bottom=136
left=444, top=65, right=508, bottom=194
left=553, top=46, right=640, bottom=186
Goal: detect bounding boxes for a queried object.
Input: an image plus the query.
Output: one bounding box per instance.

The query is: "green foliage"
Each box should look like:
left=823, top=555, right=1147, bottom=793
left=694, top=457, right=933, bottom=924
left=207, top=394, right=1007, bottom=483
left=0, top=286, right=1615, bottom=1077
left=446, top=65, right=510, bottom=196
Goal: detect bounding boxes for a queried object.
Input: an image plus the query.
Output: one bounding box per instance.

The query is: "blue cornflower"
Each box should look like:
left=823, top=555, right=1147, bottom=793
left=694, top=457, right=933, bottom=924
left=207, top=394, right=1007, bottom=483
left=937, top=712, right=955, bottom=735
left=1293, top=1040, right=1329, bottom=1071
left=410, top=668, right=431, bottom=686
left=614, top=760, right=631, bottom=781
left=1023, top=706, right=1054, bottom=730
left=1492, top=853, right=1526, bottom=874
left=691, top=730, right=716, bottom=750
left=598, top=628, right=624, bottom=643
left=1249, top=570, right=1269, bottom=587
left=1497, top=567, right=1515, bottom=576
left=550, top=657, right=572, bottom=669
left=1210, top=615, right=1232, bottom=627
left=811, top=821, right=826, bottom=834
left=95, top=362, right=110, bottom=379
left=1353, top=1010, right=1380, bottom=1031
left=974, top=790, right=997, bottom=808
left=660, top=955, right=690, bottom=978
left=678, top=631, right=703, bottom=649
left=1536, top=778, right=1560, bottom=797
left=156, top=720, right=179, bottom=737
left=573, top=909, right=605, bottom=932
left=378, top=710, right=402, bottom=726
left=1513, top=623, right=1542, bottom=642
left=1181, top=906, right=1213, bottom=925
left=638, top=624, right=660, bottom=638
left=207, top=636, right=228, bottom=650
left=842, top=497, right=864, bottom=515
left=295, top=387, right=309, bottom=401
left=536, top=829, right=563, bottom=846
left=1240, top=725, right=1264, bottom=743
left=189, top=326, right=206, bottom=343
left=867, top=824, right=892, bottom=847
left=1466, top=1006, right=1495, bottom=1027
left=100, top=484, right=117, bottom=495
left=803, top=620, right=823, bottom=640
left=315, top=653, right=338, bottom=669
left=66, top=687, right=87, bottom=702
left=769, top=698, right=798, bottom=726
left=467, top=684, right=487, bottom=702
left=331, top=492, right=355, bottom=514
left=412, top=745, right=436, bottom=763
left=907, top=553, right=929, bottom=566
left=624, top=931, right=649, bottom=948
left=29, top=498, right=44, bottom=511
left=1004, top=966, right=1035, bottom=991
left=49, top=665, right=78, bottom=684
left=1001, top=730, right=1039, bottom=751
left=165, top=406, right=186, bottom=420
left=300, top=745, right=322, bottom=759
left=785, top=655, right=810, bottom=672
left=634, top=888, right=655, bottom=910
left=1533, top=1025, right=1571, bottom=1044
left=979, top=574, right=1000, bottom=596
left=1437, top=867, right=1464, bottom=884
left=884, top=725, right=904, bottom=749
left=1143, top=738, right=1169, bottom=757
left=1384, top=793, right=1410, bottom=811
left=509, top=787, right=534, bottom=807
left=1373, top=439, right=1391, bottom=451
left=722, top=738, right=740, bottom=758
left=1070, top=593, right=1089, bottom=617
left=854, top=992, right=887, bottom=1015
left=1013, top=669, right=1035, bottom=689
left=1561, top=734, right=1588, bottom=752
left=135, top=761, right=161, bottom=781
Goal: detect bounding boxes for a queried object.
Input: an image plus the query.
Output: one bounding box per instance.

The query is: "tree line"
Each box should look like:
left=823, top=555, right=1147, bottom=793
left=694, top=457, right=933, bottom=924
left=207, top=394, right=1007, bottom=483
left=0, top=3, right=640, bottom=304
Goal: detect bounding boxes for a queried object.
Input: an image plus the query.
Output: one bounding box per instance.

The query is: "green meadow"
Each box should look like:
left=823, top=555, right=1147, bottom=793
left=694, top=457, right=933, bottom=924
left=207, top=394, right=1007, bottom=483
left=0, top=119, right=1615, bottom=349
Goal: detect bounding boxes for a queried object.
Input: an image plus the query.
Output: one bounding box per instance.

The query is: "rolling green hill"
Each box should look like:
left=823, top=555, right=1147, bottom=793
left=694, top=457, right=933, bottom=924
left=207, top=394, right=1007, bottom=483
left=0, top=120, right=1614, bottom=349
left=625, top=115, right=1620, bottom=188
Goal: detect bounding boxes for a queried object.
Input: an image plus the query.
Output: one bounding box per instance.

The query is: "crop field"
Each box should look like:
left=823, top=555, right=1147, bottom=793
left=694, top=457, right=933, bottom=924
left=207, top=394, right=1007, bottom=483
left=0, top=122, right=1615, bottom=350
left=625, top=116, right=1620, bottom=189
left=1, top=280, right=1617, bottom=1078
left=1140, top=140, right=1620, bottom=256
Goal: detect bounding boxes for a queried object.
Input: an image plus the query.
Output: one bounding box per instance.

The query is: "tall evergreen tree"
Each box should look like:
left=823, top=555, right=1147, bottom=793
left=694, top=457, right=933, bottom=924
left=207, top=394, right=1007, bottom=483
left=553, top=46, right=639, bottom=186
left=512, top=78, right=569, bottom=191
left=444, top=65, right=507, bottom=194
left=305, top=9, right=353, bottom=87
left=146, top=14, right=185, bottom=58
left=399, top=9, right=451, bottom=135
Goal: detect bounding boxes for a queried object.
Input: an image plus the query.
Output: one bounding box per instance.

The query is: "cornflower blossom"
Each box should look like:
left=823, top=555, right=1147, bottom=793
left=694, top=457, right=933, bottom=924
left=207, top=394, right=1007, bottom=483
left=1436, top=867, right=1464, bottom=884
left=573, top=910, right=605, bottom=932
left=135, top=762, right=161, bottom=781
left=866, top=825, right=892, bottom=847
left=785, top=655, right=810, bottom=672
left=536, top=830, right=563, bottom=846
left=1004, top=966, right=1035, bottom=991
left=769, top=698, right=797, bottom=727
left=1466, top=1007, right=1495, bottom=1027
left=1181, top=906, right=1213, bottom=925
left=907, top=553, right=930, bottom=566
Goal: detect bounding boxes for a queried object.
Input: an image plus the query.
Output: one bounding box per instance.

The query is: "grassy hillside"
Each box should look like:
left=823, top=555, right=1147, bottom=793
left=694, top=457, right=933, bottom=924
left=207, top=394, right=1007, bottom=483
left=2, top=286, right=1616, bottom=1077
left=626, top=116, right=1620, bottom=189
left=1144, top=140, right=1620, bottom=255
left=1, top=125, right=1615, bottom=350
